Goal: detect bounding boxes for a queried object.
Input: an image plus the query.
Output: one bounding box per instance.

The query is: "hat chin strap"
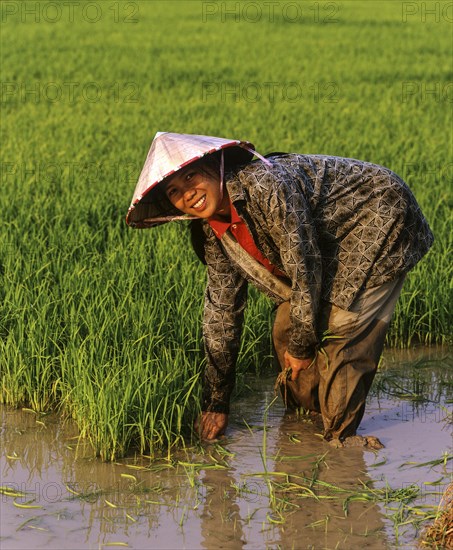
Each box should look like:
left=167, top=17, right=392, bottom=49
left=241, top=144, right=273, bottom=167
left=219, top=148, right=225, bottom=204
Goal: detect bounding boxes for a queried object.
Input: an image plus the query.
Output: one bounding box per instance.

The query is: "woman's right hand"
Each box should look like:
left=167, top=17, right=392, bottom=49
left=194, top=411, right=228, bottom=440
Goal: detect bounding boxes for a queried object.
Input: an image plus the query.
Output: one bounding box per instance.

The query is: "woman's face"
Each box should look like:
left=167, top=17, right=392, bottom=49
left=164, top=163, right=229, bottom=219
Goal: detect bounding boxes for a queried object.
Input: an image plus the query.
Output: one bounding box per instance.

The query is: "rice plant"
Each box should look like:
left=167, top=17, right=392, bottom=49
left=0, top=0, right=451, bottom=459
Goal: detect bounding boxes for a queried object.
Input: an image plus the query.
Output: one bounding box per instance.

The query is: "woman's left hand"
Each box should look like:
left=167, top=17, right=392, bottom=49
left=284, top=351, right=315, bottom=381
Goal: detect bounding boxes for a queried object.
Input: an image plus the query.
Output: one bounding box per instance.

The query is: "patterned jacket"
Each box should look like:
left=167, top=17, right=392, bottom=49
left=201, top=154, right=434, bottom=413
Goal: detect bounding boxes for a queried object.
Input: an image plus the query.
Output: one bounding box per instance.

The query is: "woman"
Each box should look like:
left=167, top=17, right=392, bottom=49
left=126, top=132, right=434, bottom=448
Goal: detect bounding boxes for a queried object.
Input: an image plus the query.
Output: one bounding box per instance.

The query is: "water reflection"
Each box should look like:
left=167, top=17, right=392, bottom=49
left=0, top=404, right=386, bottom=549
left=226, top=392, right=387, bottom=549
left=199, top=468, right=245, bottom=549
left=1, top=347, right=451, bottom=549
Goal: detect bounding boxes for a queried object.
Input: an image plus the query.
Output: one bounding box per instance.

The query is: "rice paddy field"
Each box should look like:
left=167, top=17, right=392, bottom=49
left=0, top=1, right=452, bottom=548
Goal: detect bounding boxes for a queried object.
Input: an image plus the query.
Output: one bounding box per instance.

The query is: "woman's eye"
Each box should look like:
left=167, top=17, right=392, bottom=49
left=185, top=172, right=195, bottom=181
left=167, top=188, right=176, bottom=197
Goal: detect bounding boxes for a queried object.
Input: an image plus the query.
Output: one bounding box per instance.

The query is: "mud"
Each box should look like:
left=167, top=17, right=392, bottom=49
left=1, top=347, right=451, bottom=550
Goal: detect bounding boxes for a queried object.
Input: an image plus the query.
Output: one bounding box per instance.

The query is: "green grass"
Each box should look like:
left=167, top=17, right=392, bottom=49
left=0, top=0, right=452, bottom=459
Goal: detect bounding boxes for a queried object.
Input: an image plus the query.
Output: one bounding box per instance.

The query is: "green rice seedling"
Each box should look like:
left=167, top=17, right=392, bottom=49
left=399, top=452, right=452, bottom=470
left=309, top=452, right=329, bottom=488
left=0, top=486, right=29, bottom=498
left=15, top=517, right=47, bottom=532
left=13, top=499, right=43, bottom=510
left=0, top=0, right=451, bottom=459
left=306, top=515, right=330, bottom=531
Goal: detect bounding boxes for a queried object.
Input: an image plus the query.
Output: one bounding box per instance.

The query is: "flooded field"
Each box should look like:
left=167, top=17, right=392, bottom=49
left=1, top=348, right=451, bottom=550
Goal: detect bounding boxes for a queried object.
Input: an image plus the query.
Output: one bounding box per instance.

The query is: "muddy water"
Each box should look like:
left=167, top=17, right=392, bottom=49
left=1, top=348, right=451, bottom=550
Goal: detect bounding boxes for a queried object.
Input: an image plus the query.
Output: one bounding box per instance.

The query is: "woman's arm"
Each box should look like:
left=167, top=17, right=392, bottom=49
left=201, top=225, right=248, bottom=415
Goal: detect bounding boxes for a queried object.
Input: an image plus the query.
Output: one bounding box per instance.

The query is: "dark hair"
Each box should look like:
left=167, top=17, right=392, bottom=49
left=189, top=219, right=207, bottom=264
left=193, top=149, right=245, bottom=181
left=193, top=152, right=221, bottom=177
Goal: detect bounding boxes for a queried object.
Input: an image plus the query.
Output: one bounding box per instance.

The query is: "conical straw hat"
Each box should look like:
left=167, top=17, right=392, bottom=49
left=126, top=132, right=254, bottom=228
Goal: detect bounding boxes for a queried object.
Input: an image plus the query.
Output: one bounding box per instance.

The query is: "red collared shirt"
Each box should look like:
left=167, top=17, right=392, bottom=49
left=208, top=202, right=287, bottom=279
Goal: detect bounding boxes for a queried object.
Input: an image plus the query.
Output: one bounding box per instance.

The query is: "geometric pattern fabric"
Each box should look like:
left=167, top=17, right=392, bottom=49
left=200, top=154, right=434, bottom=413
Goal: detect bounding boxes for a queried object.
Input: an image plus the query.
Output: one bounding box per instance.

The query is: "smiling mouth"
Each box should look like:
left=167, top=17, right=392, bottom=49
left=192, top=195, right=206, bottom=210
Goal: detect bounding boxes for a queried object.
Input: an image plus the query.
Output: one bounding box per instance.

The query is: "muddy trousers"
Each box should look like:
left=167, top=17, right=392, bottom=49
left=272, top=276, right=405, bottom=441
